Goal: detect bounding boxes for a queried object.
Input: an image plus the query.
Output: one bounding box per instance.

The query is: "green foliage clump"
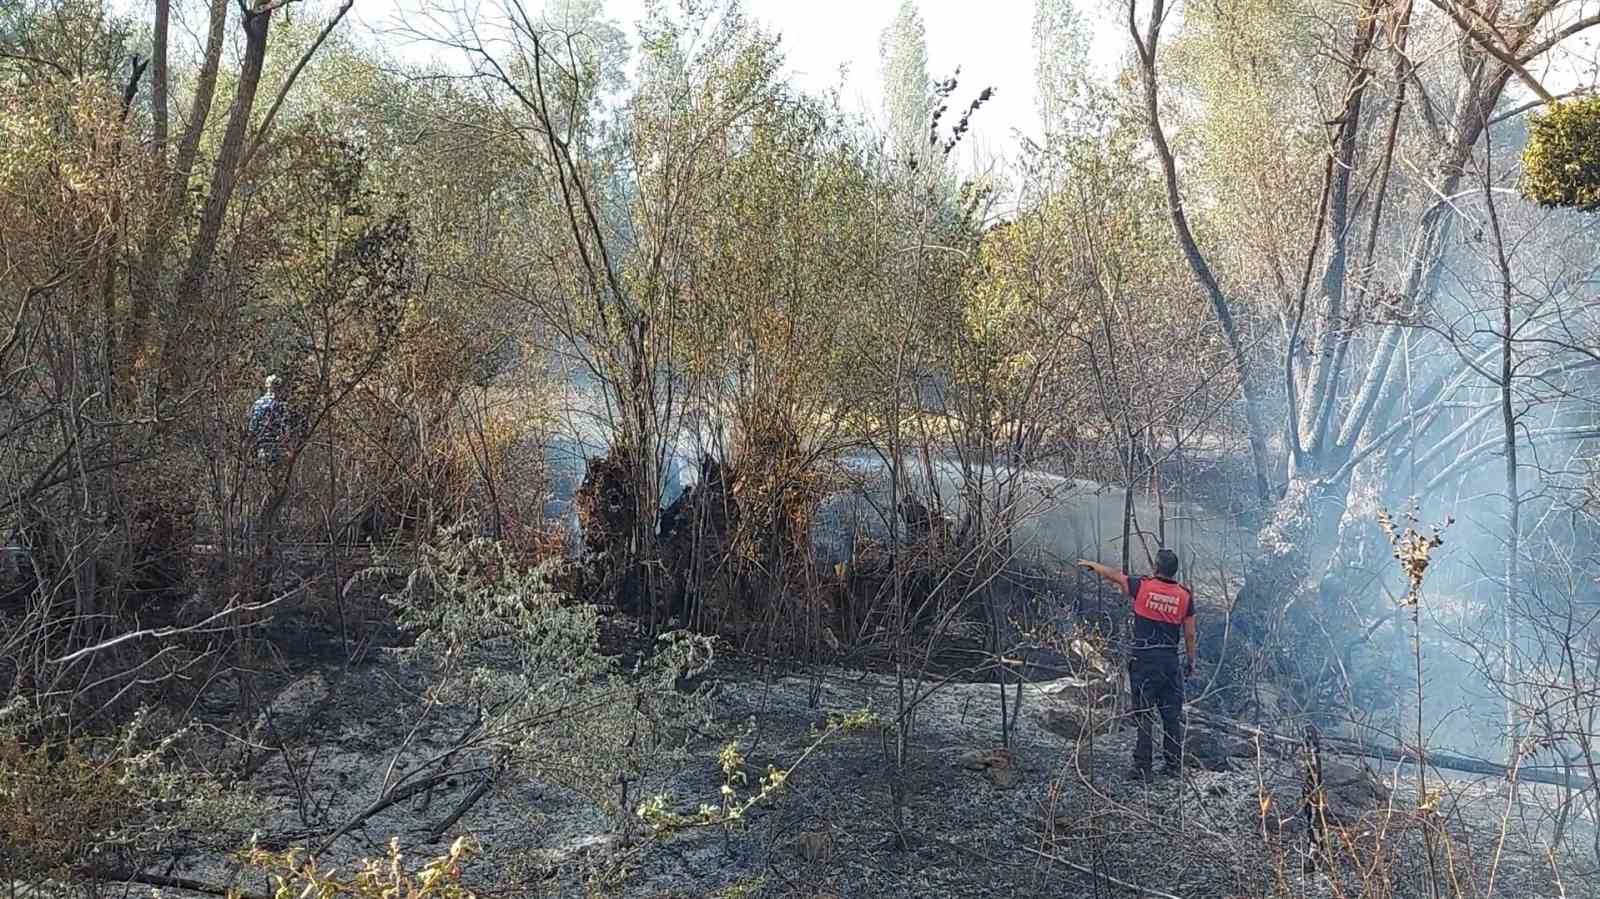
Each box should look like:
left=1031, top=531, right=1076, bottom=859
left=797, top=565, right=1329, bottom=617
left=1520, top=97, right=1600, bottom=211
left=369, top=524, right=715, bottom=828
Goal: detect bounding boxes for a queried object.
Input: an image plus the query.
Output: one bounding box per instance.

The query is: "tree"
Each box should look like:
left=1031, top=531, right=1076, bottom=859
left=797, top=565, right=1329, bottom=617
left=0, top=0, right=135, bottom=83
left=1031, top=0, right=1090, bottom=136
left=405, top=0, right=794, bottom=624
left=879, top=1, right=933, bottom=169
left=153, top=0, right=355, bottom=399
left=1127, top=0, right=1600, bottom=708
left=669, top=90, right=880, bottom=641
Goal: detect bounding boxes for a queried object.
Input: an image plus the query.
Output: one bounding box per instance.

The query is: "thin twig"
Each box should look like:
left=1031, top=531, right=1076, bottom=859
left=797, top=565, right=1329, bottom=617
left=49, top=592, right=295, bottom=664
left=313, top=767, right=487, bottom=857
left=1023, top=846, right=1187, bottom=899
left=426, top=768, right=499, bottom=843
left=79, top=868, right=266, bottom=899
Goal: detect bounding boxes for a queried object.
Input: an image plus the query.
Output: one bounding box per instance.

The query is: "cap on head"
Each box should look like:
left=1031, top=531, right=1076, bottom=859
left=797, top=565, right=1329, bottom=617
left=265, top=374, right=280, bottom=391
left=1154, top=548, right=1180, bottom=578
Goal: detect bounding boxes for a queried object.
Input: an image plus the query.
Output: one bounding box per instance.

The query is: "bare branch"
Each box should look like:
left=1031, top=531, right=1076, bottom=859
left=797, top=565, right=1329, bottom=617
left=1490, top=87, right=1597, bottom=125
left=1426, top=0, right=1556, bottom=102
left=238, top=0, right=356, bottom=176
left=78, top=868, right=267, bottom=899
left=1127, top=0, right=1272, bottom=507
left=1517, top=10, right=1600, bottom=62
left=49, top=592, right=296, bottom=665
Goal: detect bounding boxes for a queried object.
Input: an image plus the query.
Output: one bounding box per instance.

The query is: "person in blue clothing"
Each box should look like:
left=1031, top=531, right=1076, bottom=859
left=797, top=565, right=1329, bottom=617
left=245, top=374, right=299, bottom=546
left=248, top=375, right=288, bottom=466
left=1078, top=548, right=1197, bottom=780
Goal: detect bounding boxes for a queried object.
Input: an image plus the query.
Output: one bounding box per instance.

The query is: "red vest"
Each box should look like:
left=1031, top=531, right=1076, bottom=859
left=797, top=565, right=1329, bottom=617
left=1133, top=577, right=1192, bottom=625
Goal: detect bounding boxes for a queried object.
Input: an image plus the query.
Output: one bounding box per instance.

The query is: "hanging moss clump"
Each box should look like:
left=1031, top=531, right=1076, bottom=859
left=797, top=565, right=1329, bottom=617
left=1520, top=96, right=1600, bottom=212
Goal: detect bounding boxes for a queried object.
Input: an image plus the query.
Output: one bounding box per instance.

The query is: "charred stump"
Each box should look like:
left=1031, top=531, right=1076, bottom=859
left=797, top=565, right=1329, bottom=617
left=573, top=450, right=646, bottom=612
left=126, top=495, right=195, bottom=601
left=1219, top=475, right=1370, bottom=713
left=658, top=456, right=738, bottom=629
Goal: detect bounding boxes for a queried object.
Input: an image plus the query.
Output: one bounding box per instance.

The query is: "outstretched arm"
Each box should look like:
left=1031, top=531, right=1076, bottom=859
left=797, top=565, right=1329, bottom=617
left=1076, top=559, right=1129, bottom=594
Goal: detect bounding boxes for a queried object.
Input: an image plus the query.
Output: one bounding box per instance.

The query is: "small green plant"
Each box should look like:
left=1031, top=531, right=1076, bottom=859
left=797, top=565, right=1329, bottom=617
left=713, top=876, right=767, bottom=898
left=635, top=708, right=880, bottom=835
left=1520, top=96, right=1600, bottom=211
left=239, top=835, right=479, bottom=899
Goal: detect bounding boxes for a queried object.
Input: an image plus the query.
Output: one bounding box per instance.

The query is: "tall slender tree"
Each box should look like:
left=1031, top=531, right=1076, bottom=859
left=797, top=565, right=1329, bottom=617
left=879, top=1, right=932, bottom=169
left=1032, top=0, right=1089, bottom=136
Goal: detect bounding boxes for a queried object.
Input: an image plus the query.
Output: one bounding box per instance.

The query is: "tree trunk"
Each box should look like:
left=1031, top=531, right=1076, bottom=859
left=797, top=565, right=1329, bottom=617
left=127, top=0, right=229, bottom=370
left=1134, top=42, right=1273, bottom=510
left=179, top=5, right=272, bottom=290
left=159, top=5, right=274, bottom=391
left=150, top=0, right=169, bottom=155
left=1485, top=135, right=1520, bottom=767
left=1220, top=472, right=1355, bottom=697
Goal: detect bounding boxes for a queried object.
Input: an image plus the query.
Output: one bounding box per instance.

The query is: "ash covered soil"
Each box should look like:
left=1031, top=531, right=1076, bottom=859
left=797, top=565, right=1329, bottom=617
left=169, top=633, right=1597, bottom=899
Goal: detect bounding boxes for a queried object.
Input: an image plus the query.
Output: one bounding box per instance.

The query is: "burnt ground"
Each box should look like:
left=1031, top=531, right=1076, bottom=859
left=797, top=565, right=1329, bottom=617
left=146, top=630, right=1599, bottom=899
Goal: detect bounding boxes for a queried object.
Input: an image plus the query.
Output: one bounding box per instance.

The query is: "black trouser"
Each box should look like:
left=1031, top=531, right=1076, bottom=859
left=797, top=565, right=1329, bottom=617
left=1128, top=651, right=1184, bottom=770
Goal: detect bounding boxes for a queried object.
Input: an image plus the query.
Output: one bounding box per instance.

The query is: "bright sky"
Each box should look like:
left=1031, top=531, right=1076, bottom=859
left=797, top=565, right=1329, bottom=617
left=344, top=0, right=1128, bottom=163
left=121, top=0, right=1597, bottom=161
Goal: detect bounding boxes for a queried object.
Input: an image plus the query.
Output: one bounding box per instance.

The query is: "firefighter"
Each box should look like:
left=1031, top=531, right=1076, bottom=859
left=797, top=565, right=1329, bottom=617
left=1077, top=548, right=1196, bottom=780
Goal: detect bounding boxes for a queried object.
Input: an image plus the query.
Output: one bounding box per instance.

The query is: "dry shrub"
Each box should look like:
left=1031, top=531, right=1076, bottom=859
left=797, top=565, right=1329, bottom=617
left=454, top=402, right=558, bottom=560
left=1295, top=805, right=1486, bottom=899
left=731, top=431, right=839, bottom=643
left=120, top=464, right=200, bottom=601
left=298, top=383, right=551, bottom=556
left=0, top=736, right=138, bottom=876
left=0, top=710, right=252, bottom=882
left=653, top=420, right=839, bottom=649
left=830, top=533, right=940, bottom=649
left=728, top=421, right=834, bottom=570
